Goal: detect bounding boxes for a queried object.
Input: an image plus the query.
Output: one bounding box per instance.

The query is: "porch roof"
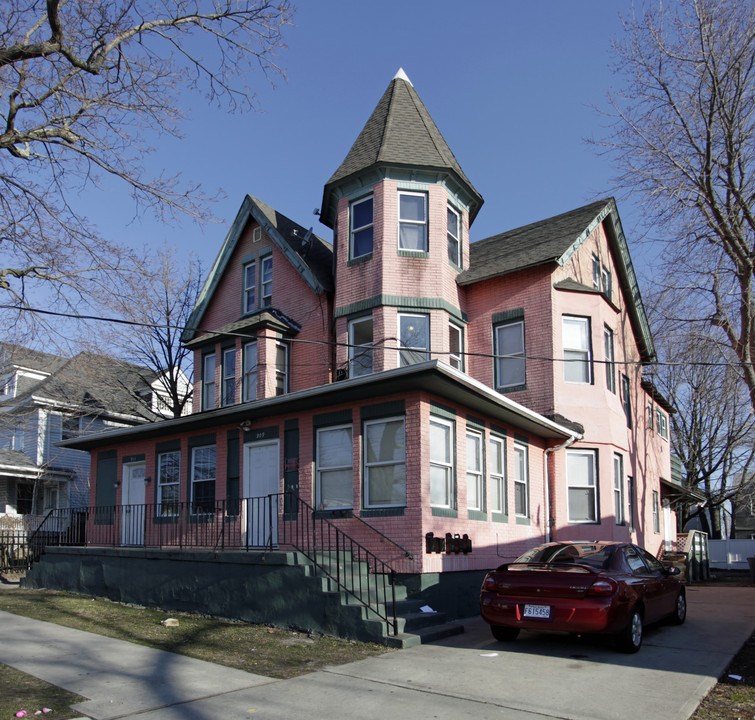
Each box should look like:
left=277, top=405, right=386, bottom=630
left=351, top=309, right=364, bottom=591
left=60, top=360, right=581, bottom=451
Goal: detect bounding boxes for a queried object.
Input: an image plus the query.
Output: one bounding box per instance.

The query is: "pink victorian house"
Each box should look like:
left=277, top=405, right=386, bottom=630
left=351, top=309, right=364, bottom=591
left=53, top=70, right=677, bottom=643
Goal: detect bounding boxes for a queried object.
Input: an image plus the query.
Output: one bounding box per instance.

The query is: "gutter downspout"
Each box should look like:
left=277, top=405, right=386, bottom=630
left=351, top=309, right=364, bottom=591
left=544, top=434, right=579, bottom=543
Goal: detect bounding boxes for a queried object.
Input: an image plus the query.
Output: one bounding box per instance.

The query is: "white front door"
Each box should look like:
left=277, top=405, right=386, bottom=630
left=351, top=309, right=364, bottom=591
left=243, top=440, right=280, bottom=547
left=121, top=461, right=146, bottom=546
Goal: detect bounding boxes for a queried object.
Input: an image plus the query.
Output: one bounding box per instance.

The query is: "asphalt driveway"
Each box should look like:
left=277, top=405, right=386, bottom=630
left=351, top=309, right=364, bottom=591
left=0, top=584, right=753, bottom=720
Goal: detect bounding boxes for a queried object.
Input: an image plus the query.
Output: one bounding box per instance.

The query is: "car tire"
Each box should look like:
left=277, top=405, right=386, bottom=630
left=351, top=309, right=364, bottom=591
left=491, top=625, right=520, bottom=642
left=616, top=608, right=643, bottom=653
left=669, top=590, right=686, bottom=625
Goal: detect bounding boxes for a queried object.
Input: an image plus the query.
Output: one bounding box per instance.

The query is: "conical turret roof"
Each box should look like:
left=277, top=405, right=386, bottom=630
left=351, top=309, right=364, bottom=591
left=320, top=69, right=483, bottom=228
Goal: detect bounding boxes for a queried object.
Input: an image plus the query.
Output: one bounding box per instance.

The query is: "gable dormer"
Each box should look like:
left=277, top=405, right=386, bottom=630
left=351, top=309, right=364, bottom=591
left=321, top=69, right=484, bottom=377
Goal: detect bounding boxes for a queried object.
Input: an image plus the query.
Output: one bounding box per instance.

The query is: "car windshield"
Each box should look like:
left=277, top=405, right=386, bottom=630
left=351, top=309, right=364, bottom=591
left=514, top=543, right=615, bottom=570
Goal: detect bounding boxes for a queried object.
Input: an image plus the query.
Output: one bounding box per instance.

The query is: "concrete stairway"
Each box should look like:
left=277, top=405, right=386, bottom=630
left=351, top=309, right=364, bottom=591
left=299, top=552, right=465, bottom=648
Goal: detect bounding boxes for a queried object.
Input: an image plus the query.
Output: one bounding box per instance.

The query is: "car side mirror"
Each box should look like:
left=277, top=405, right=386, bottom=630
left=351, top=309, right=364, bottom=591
left=664, top=566, right=681, bottom=576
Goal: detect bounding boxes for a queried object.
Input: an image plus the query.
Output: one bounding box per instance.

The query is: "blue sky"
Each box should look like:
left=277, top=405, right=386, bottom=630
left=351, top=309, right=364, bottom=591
left=81, top=1, right=658, bottom=276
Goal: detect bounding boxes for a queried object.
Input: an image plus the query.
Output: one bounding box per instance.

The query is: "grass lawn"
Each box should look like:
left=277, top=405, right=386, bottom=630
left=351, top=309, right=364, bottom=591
left=0, top=576, right=390, bottom=718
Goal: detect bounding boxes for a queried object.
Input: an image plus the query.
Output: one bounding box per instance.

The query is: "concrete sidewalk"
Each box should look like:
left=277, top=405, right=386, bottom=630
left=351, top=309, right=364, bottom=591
left=1, top=585, right=753, bottom=720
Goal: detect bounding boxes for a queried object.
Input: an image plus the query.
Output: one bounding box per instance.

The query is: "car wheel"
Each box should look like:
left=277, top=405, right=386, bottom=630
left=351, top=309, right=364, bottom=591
left=669, top=590, right=686, bottom=625
left=491, top=625, right=520, bottom=642
left=616, top=608, right=643, bottom=653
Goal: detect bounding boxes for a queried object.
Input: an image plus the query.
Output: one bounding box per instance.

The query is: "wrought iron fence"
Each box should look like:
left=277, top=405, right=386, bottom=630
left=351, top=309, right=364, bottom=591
left=23, top=493, right=412, bottom=635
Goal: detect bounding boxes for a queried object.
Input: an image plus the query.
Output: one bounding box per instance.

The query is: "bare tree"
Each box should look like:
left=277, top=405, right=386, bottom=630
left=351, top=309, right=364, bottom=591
left=649, top=301, right=755, bottom=538
left=0, top=0, right=291, bottom=316
left=600, top=0, right=755, bottom=409
left=90, top=245, right=203, bottom=418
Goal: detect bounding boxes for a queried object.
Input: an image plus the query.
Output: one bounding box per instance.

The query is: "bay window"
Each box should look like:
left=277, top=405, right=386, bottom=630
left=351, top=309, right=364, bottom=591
left=348, top=316, right=373, bottom=377
left=350, top=195, right=374, bottom=259
left=398, top=313, right=430, bottom=366
left=430, top=417, right=454, bottom=508
left=494, top=319, right=525, bottom=390
left=563, top=316, right=592, bottom=383
left=466, top=430, right=484, bottom=512
left=567, top=448, right=598, bottom=523
left=316, top=425, right=354, bottom=509
left=398, top=191, right=427, bottom=251
left=364, top=417, right=406, bottom=508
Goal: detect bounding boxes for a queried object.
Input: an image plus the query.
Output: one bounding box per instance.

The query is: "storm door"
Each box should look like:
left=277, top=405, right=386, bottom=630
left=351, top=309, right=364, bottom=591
left=242, top=440, right=280, bottom=548
left=121, top=461, right=146, bottom=546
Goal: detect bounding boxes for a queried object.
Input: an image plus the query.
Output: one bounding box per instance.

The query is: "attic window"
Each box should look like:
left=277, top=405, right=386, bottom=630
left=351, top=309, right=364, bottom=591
left=61, top=414, right=80, bottom=440
left=253, top=226, right=262, bottom=243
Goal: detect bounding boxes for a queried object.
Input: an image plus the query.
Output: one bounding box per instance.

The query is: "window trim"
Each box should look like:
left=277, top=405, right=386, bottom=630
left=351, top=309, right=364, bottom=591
left=449, top=322, right=464, bottom=371
left=350, top=195, right=374, bottom=260
left=430, top=416, right=456, bottom=510
left=242, top=341, right=258, bottom=402
left=363, top=415, right=407, bottom=509
left=489, top=435, right=507, bottom=516
left=243, top=260, right=256, bottom=314
left=275, top=341, right=288, bottom=396
left=494, top=319, right=526, bottom=390
left=563, top=315, right=593, bottom=384
left=566, top=448, right=598, bottom=524
left=466, top=428, right=484, bottom=512
left=447, top=204, right=461, bottom=266
left=157, top=449, right=181, bottom=518
left=190, top=444, right=216, bottom=515
left=513, top=441, right=529, bottom=518
left=201, top=353, right=216, bottom=411
left=260, top=255, right=273, bottom=307
left=348, top=315, right=374, bottom=378
left=222, top=346, right=236, bottom=406
left=397, top=190, right=428, bottom=252
left=315, top=424, right=354, bottom=511
left=614, top=453, right=625, bottom=525
left=604, top=325, right=616, bottom=393
left=398, top=312, right=430, bottom=367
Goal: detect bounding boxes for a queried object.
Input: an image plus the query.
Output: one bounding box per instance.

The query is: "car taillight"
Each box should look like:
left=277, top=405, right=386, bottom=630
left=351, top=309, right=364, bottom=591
left=482, top=575, right=498, bottom=592
left=586, top=579, right=617, bottom=596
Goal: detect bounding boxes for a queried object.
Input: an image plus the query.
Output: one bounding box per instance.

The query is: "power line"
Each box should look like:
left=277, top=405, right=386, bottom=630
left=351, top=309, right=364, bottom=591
left=2, top=303, right=750, bottom=369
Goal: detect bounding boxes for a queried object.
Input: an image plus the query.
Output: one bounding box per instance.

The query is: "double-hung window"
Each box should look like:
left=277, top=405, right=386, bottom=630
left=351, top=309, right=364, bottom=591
left=447, top=205, right=461, bottom=265
left=243, top=341, right=258, bottom=402
left=316, top=425, right=353, bottom=509
left=592, top=255, right=601, bottom=289
left=350, top=195, right=374, bottom=259
left=656, top=408, right=668, bottom=438
left=566, top=448, right=598, bottom=523
left=348, top=316, right=373, bottom=377
left=601, top=266, right=612, bottom=299
left=489, top=436, right=506, bottom=515
left=449, top=323, right=463, bottom=371
left=243, top=261, right=256, bottom=313
left=652, top=490, right=660, bottom=533
left=191, top=444, right=216, bottom=514
left=513, top=441, right=529, bottom=517
left=604, top=326, right=616, bottom=393
left=563, top=316, right=592, bottom=383
left=466, top=430, right=484, bottom=512
left=275, top=342, right=288, bottom=395
left=364, top=417, right=406, bottom=507
left=430, top=417, right=455, bottom=508
left=398, top=313, right=430, bottom=366
left=622, top=374, right=632, bottom=428
left=647, top=400, right=655, bottom=430
left=614, top=453, right=624, bottom=525
left=157, top=450, right=180, bottom=517
left=222, top=347, right=236, bottom=406
left=202, top=354, right=216, bottom=410
left=627, top=476, right=635, bottom=530
left=261, top=255, right=273, bottom=307
left=494, top=319, right=525, bottom=390
left=398, top=191, right=427, bottom=252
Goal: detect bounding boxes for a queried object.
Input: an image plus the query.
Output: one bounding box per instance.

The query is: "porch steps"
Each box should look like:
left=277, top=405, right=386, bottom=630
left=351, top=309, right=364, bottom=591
left=299, top=557, right=465, bottom=648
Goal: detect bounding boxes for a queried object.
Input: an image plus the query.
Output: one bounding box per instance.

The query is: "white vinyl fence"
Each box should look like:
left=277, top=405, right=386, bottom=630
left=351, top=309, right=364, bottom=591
left=708, top=539, right=755, bottom=570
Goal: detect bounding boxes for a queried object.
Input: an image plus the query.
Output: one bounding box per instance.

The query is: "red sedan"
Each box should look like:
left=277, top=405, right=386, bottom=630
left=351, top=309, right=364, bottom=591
left=480, top=541, right=686, bottom=652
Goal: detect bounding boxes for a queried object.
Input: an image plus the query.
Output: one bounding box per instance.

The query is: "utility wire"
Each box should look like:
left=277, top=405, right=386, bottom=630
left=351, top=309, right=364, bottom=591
left=2, top=304, right=750, bottom=369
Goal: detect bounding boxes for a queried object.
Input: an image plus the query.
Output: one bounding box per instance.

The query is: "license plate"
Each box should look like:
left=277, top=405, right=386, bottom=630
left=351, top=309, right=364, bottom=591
left=523, top=604, right=551, bottom=619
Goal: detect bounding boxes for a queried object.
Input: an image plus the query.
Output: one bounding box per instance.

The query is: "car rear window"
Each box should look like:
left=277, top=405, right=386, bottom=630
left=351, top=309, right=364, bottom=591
left=515, top=544, right=615, bottom=569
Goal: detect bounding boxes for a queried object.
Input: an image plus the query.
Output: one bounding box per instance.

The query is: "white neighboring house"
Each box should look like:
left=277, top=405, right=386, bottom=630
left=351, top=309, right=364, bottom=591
left=0, top=343, right=190, bottom=526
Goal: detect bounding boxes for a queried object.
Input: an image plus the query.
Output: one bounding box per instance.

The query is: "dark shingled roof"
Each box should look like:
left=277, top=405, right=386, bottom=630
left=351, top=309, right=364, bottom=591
left=2, top=344, right=160, bottom=421
left=320, top=70, right=482, bottom=228
left=459, top=200, right=609, bottom=285
left=0, top=448, right=37, bottom=470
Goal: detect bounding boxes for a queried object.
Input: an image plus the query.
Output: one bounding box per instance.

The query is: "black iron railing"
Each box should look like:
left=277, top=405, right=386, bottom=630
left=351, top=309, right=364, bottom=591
left=22, top=493, right=409, bottom=635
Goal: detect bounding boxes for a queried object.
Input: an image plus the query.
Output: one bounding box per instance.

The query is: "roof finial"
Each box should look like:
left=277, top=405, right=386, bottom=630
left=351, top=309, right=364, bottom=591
left=393, top=68, right=413, bottom=86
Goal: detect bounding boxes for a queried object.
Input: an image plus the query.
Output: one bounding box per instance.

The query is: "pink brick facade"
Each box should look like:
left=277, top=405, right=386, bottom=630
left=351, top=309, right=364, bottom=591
left=82, top=71, right=675, bottom=578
